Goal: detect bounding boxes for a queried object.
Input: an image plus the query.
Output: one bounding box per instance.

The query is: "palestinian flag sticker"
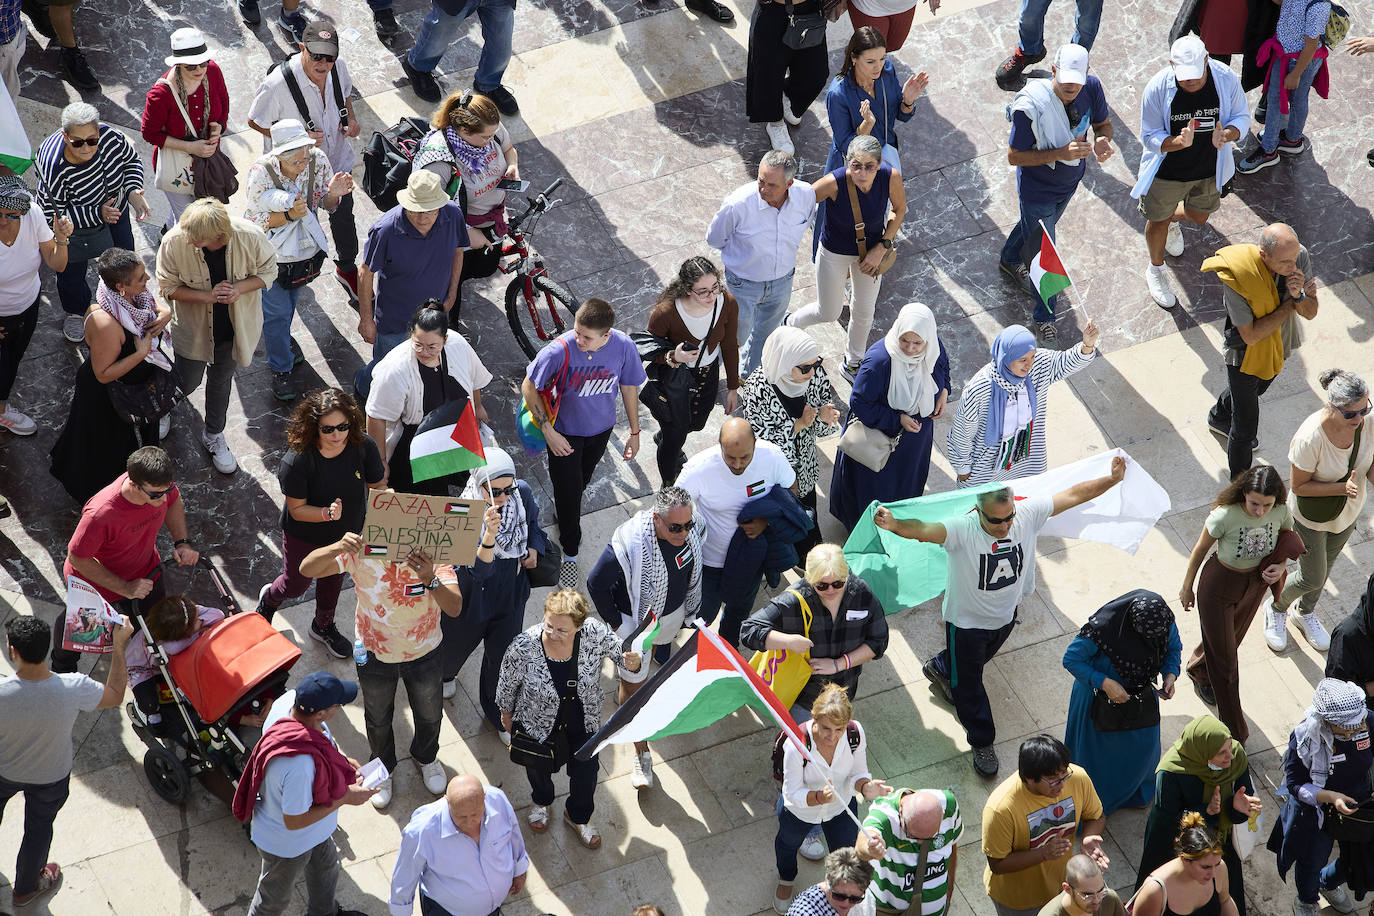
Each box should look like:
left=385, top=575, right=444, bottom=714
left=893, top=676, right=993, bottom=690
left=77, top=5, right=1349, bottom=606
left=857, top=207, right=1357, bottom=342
left=364, top=544, right=390, bottom=558
left=445, top=502, right=471, bottom=515
left=403, top=583, right=426, bottom=597
left=745, top=480, right=768, bottom=498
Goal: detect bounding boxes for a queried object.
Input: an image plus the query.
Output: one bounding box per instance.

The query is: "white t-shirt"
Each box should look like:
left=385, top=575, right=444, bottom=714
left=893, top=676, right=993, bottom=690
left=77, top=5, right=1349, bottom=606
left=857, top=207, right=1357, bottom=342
left=0, top=202, right=54, bottom=316
left=1288, top=411, right=1374, bottom=533
left=247, top=56, right=356, bottom=171
left=679, top=440, right=796, bottom=568
left=848, top=0, right=919, bottom=20
left=940, top=494, right=1054, bottom=631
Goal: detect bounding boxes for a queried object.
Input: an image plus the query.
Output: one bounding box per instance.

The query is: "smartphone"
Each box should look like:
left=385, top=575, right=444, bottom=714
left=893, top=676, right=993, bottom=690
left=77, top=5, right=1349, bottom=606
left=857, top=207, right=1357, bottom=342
left=497, top=178, right=531, bottom=193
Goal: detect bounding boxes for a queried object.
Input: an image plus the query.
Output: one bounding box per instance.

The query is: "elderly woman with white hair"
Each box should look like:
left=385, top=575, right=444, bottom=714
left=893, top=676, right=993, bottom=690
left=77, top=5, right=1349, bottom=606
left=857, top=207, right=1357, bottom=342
left=830, top=302, right=950, bottom=531
left=440, top=446, right=550, bottom=738
left=35, top=101, right=151, bottom=344
left=1271, top=678, right=1371, bottom=916
left=741, top=325, right=841, bottom=558
left=1264, top=369, right=1374, bottom=654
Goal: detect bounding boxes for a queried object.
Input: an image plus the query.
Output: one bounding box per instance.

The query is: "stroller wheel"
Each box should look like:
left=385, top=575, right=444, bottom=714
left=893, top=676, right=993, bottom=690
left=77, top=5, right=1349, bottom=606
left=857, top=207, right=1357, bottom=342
left=144, top=746, right=191, bottom=805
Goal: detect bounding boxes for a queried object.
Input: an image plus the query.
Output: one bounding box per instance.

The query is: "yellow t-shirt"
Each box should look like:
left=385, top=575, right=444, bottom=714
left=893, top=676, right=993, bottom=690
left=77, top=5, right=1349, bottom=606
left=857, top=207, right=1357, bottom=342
left=982, top=770, right=1104, bottom=911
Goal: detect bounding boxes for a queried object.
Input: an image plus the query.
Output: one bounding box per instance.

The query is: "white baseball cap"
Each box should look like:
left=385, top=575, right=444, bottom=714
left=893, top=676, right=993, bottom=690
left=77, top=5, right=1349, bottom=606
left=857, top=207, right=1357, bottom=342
left=1053, top=44, right=1089, bottom=85
left=1171, top=34, right=1209, bottom=81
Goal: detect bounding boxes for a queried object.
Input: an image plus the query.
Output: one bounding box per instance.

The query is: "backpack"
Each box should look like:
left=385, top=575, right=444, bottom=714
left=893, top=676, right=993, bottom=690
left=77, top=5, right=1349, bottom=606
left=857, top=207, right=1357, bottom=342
left=770, top=721, right=860, bottom=783
left=1304, top=0, right=1351, bottom=47
left=360, top=116, right=431, bottom=211
left=267, top=54, right=349, bottom=134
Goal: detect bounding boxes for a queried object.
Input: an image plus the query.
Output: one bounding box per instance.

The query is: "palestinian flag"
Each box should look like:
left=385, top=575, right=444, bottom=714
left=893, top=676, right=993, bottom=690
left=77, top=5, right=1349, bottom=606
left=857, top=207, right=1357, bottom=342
left=622, top=608, right=661, bottom=659
left=1028, top=228, right=1072, bottom=313
left=578, top=623, right=814, bottom=761
left=364, top=544, right=389, bottom=558
left=410, top=398, right=486, bottom=483
left=0, top=86, right=32, bottom=174
left=444, top=502, right=471, bottom=515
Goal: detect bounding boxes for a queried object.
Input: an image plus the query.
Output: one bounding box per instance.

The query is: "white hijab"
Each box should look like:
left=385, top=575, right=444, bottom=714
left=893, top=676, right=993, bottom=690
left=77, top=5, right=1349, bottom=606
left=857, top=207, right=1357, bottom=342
left=883, top=303, right=941, bottom=417
left=760, top=326, right=820, bottom=397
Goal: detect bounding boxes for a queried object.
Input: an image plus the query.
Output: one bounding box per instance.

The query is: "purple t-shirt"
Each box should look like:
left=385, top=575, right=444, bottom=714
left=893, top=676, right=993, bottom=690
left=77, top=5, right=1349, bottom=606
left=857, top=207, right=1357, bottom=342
left=526, top=330, right=646, bottom=437
left=361, top=203, right=466, bottom=334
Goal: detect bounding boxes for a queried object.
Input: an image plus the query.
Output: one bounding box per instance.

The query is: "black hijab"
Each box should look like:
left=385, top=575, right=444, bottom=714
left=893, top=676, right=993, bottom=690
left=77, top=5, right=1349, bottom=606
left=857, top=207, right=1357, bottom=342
left=1326, top=571, right=1374, bottom=700
left=1078, top=589, right=1174, bottom=691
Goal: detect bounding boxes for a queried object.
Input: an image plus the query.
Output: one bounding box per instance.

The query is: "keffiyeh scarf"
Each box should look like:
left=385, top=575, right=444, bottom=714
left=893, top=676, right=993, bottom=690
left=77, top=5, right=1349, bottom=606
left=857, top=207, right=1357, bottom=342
left=95, top=280, right=173, bottom=371
left=1296, top=678, right=1368, bottom=789
left=610, top=509, right=703, bottom=639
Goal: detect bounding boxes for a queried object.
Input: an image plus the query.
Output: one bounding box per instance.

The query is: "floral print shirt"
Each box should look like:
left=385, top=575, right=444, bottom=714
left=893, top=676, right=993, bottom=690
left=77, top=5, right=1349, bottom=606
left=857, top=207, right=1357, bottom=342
left=337, top=552, right=458, bottom=663
left=242, top=147, right=332, bottom=231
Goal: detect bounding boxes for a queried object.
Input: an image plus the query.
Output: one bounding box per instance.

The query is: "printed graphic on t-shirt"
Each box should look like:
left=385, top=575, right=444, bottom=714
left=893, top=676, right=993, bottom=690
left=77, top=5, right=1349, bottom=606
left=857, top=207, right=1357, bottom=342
left=1235, top=523, right=1275, bottom=559
left=1027, top=797, right=1077, bottom=850
left=675, top=545, right=693, bottom=569
left=745, top=480, right=768, bottom=498
left=978, top=540, right=1024, bottom=591
left=566, top=364, right=621, bottom=399
left=1172, top=108, right=1219, bottom=136
left=899, top=856, right=949, bottom=890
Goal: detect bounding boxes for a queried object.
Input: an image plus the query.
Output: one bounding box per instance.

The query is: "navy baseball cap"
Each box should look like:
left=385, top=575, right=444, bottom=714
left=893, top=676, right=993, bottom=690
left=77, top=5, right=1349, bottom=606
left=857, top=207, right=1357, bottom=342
left=294, top=670, right=359, bottom=714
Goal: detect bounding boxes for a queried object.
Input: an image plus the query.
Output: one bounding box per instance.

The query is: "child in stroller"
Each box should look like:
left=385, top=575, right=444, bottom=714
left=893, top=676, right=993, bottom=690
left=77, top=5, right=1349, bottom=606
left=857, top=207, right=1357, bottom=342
left=127, top=596, right=225, bottom=735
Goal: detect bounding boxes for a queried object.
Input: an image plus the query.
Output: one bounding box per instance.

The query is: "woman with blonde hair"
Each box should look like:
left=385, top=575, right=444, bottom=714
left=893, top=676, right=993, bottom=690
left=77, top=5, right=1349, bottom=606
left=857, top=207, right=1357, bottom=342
left=1131, top=813, right=1240, bottom=916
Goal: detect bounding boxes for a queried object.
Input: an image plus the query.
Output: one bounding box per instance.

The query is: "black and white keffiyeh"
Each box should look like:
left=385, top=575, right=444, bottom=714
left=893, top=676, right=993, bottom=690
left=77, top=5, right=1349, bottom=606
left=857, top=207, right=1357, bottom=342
left=610, top=508, right=703, bottom=637
left=460, top=447, right=527, bottom=560
left=1296, top=677, right=1368, bottom=788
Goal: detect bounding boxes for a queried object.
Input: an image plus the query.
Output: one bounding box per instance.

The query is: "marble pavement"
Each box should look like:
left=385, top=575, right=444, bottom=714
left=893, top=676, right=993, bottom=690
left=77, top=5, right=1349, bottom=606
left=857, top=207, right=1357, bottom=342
left=2, top=0, right=1374, bottom=911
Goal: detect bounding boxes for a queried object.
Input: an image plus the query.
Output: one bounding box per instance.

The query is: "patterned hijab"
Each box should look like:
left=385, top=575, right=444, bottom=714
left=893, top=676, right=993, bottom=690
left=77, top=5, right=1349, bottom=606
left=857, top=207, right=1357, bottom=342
left=1295, top=678, right=1368, bottom=789
left=1078, top=589, right=1173, bottom=692
left=982, top=325, right=1038, bottom=447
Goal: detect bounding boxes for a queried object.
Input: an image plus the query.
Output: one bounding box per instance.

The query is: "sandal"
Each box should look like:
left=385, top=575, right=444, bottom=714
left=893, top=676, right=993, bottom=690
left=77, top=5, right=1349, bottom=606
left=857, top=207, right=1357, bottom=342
left=528, top=804, right=549, bottom=833
left=13, top=862, right=62, bottom=907
left=563, top=810, right=602, bottom=848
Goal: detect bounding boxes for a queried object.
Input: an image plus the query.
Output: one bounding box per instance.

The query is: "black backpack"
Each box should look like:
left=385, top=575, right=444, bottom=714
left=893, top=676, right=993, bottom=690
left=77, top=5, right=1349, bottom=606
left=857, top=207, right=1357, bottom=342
left=770, top=722, right=860, bottom=783
left=360, top=116, right=431, bottom=211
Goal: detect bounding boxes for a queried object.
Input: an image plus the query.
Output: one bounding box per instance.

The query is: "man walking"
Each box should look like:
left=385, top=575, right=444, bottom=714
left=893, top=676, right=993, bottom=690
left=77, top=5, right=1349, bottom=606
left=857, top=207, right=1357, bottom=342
left=0, top=614, right=133, bottom=908
left=999, top=44, right=1112, bottom=340
left=1204, top=222, right=1318, bottom=480
left=706, top=150, right=816, bottom=376
left=248, top=21, right=365, bottom=303
left=388, top=774, right=529, bottom=916
left=588, top=485, right=705, bottom=790
left=856, top=788, right=963, bottom=916
left=874, top=456, right=1126, bottom=776
left=1133, top=35, right=1249, bottom=310
left=994, top=0, right=1103, bottom=88
left=401, top=0, right=519, bottom=112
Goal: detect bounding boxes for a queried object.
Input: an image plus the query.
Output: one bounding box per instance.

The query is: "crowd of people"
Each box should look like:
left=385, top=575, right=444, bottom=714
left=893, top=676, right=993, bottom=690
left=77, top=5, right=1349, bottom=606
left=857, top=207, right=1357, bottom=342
left=1, top=0, right=1374, bottom=914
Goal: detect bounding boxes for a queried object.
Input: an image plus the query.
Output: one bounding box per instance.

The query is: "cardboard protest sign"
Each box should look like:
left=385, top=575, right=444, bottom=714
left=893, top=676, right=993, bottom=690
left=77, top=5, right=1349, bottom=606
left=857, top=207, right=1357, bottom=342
left=63, top=576, right=123, bottom=654
left=361, top=490, right=485, bottom=565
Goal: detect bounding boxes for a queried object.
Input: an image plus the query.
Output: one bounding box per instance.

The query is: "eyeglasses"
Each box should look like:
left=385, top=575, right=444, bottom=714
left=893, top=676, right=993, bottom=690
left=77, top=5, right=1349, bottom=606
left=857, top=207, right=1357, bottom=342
left=847, top=160, right=878, bottom=173
left=690, top=283, right=721, bottom=298
left=412, top=340, right=445, bottom=354
left=487, top=484, right=518, bottom=497
left=814, top=578, right=847, bottom=592
left=65, top=136, right=99, bottom=148
left=1074, top=886, right=1109, bottom=901
left=797, top=359, right=823, bottom=374
left=308, top=51, right=337, bottom=63
left=319, top=421, right=352, bottom=434
left=141, top=484, right=175, bottom=500
left=1333, top=403, right=1373, bottom=420
left=979, top=507, right=1016, bottom=525
left=1043, top=766, right=1074, bottom=788
left=828, top=890, right=865, bottom=905
left=0, top=213, right=21, bottom=221
left=663, top=518, right=695, bottom=534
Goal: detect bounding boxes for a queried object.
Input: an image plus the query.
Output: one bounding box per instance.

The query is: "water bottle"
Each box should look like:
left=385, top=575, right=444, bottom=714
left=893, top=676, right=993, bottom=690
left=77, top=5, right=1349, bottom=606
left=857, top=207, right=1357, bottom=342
left=353, top=638, right=368, bottom=667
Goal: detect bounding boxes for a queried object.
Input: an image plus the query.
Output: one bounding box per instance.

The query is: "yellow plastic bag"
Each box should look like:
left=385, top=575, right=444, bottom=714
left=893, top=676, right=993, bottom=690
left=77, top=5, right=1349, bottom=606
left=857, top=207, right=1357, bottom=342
left=748, top=590, right=814, bottom=709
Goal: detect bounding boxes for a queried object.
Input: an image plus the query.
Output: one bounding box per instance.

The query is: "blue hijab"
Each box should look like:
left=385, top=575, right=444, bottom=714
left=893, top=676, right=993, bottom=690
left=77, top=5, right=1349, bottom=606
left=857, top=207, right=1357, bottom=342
left=983, top=325, right=1038, bottom=447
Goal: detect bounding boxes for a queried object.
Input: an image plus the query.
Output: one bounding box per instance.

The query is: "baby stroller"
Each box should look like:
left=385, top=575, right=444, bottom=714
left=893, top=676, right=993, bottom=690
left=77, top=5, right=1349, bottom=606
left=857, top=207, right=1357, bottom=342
left=126, top=558, right=301, bottom=805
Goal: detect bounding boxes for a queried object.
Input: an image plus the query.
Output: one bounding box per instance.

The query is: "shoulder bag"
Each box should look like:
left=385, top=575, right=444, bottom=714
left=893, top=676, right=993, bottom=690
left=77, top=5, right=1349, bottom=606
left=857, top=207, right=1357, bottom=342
left=1296, top=425, right=1363, bottom=523
left=837, top=413, right=900, bottom=471
left=154, top=78, right=202, bottom=196
left=1322, top=797, right=1374, bottom=841
left=639, top=301, right=719, bottom=432
left=508, top=630, right=581, bottom=771
left=1089, top=686, right=1160, bottom=732
left=104, top=302, right=185, bottom=426
left=517, top=338, right=571, bottom=455
left=525, top=538, right=562, bottom=589
left=846, top=168, right=897, bottom=276
left=780, top=0, right=826, bottom=49
left=748, top=589, right=813, bottom=709
left=268, top=161, right=327, bottom=290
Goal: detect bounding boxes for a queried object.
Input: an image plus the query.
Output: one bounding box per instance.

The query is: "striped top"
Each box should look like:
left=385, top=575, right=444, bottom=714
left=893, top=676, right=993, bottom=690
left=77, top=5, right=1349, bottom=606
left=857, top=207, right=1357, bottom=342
left=35, top=125, right=144, bottom=231
left=945, top=345, right=1095, bottom=487
left=863, top=788, right=962, bottom=914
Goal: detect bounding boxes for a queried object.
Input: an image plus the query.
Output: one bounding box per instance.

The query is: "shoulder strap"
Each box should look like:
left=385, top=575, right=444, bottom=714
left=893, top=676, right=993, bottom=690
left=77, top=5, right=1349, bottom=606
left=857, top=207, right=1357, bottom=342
left=694, top=299, right=720, bottom=368
left=332, top=70, right=349, bottom=130
left=160, top=78, right=200, bottom=141
left=281, top=58, right=317, bottom=133
left=845, top=172, right=869, bottom=259
left=1347, top=424, right=1363, bottom=474
left=788, top=589, right=814, bottom=638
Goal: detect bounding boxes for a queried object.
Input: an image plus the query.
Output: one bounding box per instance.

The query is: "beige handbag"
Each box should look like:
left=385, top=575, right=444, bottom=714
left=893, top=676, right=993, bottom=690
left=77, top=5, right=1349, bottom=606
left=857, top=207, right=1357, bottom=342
left=837, top=418, right=900, bottom=471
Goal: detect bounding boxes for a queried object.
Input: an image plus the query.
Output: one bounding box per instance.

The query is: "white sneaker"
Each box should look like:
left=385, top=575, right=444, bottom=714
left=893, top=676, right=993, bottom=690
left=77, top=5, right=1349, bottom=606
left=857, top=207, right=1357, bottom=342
left=782, top=104, right=803, bottom=127
left=1291, top=611, right=1331, bottom=651
left=0, top=407, right=36, bottom=436
left=765, top=120, right=794, bottom=155
left=1263, top=600, right=1288, bottom=652
left=1165, top=222, right=1185, bottom=257
left=370, top=776, right=393, bottom=809
left=442, top=679, right=457, bottom=700
left=1146, top=264, right=1177, bottom=309
left=630, top=751, right=654, bottom=790
left=158, top=412, right=172, bottom=440
left=420, top=759, right=447, bottom=794
left=799, top=830, right=826, bottom=860
left=201, top=431, right=238, bottom=474
left=498, top=729, right=512, bottom=747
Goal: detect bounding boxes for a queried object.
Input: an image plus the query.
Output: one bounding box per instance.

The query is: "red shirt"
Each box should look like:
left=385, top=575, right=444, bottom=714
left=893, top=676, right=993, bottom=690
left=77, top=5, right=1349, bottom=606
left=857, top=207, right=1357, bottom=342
left=63, top=474, right=179, bottom=603
left=141, top=62, right=230, bottom=156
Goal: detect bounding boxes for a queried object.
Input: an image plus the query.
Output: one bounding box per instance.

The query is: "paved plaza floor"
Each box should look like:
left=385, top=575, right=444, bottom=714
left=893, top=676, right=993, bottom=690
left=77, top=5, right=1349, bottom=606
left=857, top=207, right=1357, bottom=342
left=2, top=0, right=1374, bottom=911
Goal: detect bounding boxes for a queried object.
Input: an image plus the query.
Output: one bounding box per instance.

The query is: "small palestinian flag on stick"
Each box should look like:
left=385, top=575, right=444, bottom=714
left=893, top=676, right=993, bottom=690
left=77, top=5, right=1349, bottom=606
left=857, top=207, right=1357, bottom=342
left=622, top=607, right=660, bottom=659
left=1028, top=222, right=1082, bottom=317
left=410, top=398, right=487, bottom=483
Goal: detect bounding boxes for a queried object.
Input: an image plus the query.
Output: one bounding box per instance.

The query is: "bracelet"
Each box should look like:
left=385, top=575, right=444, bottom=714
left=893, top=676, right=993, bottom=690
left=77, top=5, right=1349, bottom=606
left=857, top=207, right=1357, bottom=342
left=173, top=538, right=192, bottom=548
left=629, top=430, right=641, bottom=436
left=482, top=541, right=497, bottom=549
left=844, top=652, right=851, bottom=670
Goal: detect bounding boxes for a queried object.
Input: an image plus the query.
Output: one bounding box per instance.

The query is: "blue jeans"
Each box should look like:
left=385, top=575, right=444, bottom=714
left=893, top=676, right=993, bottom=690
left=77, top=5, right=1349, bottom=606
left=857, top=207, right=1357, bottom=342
left=774, top=795, right=859, bottom=882
left=999, top=189, right=1075, bottom=323
left=0, top=773, right=70, bottom=897
left=1017, top=0, right=1102, bottom=55
left=354, top=329, right=410, bottom=400
left=727, top=270, right=794, bottom=378
left=699, top=564, right=761, bottom=647
left=1261, top=55, right=1322, bottom=153
left=408, top=0, right=515, bottom=89
left=1292, top=825, right=1346, bottom=905
left=57, top=209, right=135, bottom=316
left=260, top=281, right=302, bottom=374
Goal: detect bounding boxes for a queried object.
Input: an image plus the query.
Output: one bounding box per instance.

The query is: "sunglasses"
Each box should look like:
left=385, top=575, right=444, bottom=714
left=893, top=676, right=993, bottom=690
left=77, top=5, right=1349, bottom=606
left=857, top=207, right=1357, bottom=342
left=664, top=518, right=695, bottom=534
left=319, top=421, right=352, bottom=434
left=1334, top=403, right=1373, bottom=420
left=487, top=484, right=518, bottom=497
left=979, top=507, right=1016, bottom=525
left=141, top=484, right=175, bottom=500
left=829, top=890, right=865, bottom=905
left=66, top=136, right=99, bottom=148
left=308, top=51, right=337, bottom=63
left=847, top=160, right=878, bottom=172
left=797, top=359, right=823, bottom=374
left=814, top=578, right=847, bottom=592
left=181, top=62, right=207, bottom=70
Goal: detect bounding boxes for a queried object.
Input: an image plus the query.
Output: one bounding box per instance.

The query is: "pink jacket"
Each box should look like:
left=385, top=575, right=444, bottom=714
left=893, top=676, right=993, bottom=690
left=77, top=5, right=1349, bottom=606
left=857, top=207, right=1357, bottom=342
left=1258, top=37, right=1330, bottom=115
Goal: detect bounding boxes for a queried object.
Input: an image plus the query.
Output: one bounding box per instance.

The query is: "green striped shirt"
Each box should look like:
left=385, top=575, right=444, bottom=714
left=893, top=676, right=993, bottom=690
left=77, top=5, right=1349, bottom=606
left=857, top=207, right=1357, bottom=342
left=864, top=789, right=962, bottom=914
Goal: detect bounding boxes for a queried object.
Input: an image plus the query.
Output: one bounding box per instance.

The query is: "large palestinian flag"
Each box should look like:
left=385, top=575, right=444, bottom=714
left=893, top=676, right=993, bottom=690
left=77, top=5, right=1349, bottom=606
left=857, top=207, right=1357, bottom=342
left=0, top=86, right=32, bottom=175
left=410, top=397, right=486, bottom=482
left=576, top=623, right=812, bottom=761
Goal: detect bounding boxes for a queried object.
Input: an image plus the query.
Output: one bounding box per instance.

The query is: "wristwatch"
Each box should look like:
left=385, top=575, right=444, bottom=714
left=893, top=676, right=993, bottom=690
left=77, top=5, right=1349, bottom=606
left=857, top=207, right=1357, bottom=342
left=878, top=238, right=895, bottom=250
left=425, top=576, right=442, bottom=591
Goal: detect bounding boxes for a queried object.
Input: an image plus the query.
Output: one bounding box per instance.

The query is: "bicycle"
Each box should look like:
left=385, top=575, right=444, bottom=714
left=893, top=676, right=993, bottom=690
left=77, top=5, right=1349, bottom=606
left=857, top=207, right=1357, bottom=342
left=492, top=178, right=577, bottom=359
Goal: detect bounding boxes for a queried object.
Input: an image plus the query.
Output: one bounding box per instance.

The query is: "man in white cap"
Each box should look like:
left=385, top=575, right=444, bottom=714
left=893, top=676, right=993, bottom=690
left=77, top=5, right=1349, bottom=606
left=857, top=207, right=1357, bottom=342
left=999, top=44, right=1112, bottom=341
left=1131, top=34, right=1249, bottom=310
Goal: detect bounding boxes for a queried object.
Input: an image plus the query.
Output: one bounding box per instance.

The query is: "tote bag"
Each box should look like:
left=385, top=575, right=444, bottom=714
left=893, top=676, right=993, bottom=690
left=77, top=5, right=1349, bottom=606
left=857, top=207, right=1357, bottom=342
left=748, top=589, right=813, bottom=708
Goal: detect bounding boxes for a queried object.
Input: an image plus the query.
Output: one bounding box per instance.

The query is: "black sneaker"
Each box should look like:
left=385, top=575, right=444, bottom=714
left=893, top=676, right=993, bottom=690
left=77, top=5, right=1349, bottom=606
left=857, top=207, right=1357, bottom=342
left=995, top=47, right=1044, bottom=89
left=1192, top=678, right=1216, bottom=707
left=479, top=84, right=520, bottom=116
left=60, top=45, right=100, bottom=92
left=373, top=8, right=401, bottom=38
left=21, top=0, right=55, bottom=38
left=922, top=657, right=954, bottom=704
left=1205, top=416, right=1258, bottom=450
left=255, top=583, right=277, bottom=623
left=402, top=56, right=443, bottom=103
left=238, top=0, right=262, bottom=24
left=972, top=745, right=1000, bottom=777
left=289, top=336, right=304, bottom=368
left=278, top=9, right=308, bottom=42
left=684, top=0, right=734, bottom=21
left=999, top=258, right=1034, bottom=295
left=272, top=371, right=297, bottom=402
left=1277, top=133, right=1310, bottom=156
left=1254, top=97, right=1267, bottom=125
left=311, top=621, right=353, bottom=659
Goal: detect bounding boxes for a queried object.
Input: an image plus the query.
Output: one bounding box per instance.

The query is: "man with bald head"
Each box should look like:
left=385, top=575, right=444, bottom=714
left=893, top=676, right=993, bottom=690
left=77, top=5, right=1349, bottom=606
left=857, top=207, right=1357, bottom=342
left=856, top=787, right=962, bottom=915
left=678, top=416, right=796, bottom=644
left=1203, top=222, right=1319, bottom=480
left=1038, top=854, right=1125, bottom=915
left=388, top=774, right=528, bottom=916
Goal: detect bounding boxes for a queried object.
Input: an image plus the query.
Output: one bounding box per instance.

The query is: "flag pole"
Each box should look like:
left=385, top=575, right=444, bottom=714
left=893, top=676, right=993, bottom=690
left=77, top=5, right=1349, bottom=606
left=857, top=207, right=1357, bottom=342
left=1038, top=219, right=1090, bottom=324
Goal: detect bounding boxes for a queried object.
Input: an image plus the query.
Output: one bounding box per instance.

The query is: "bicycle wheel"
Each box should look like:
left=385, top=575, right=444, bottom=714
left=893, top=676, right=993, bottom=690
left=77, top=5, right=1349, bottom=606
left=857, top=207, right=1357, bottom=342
left=505, top=273, right=577, bottom=360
